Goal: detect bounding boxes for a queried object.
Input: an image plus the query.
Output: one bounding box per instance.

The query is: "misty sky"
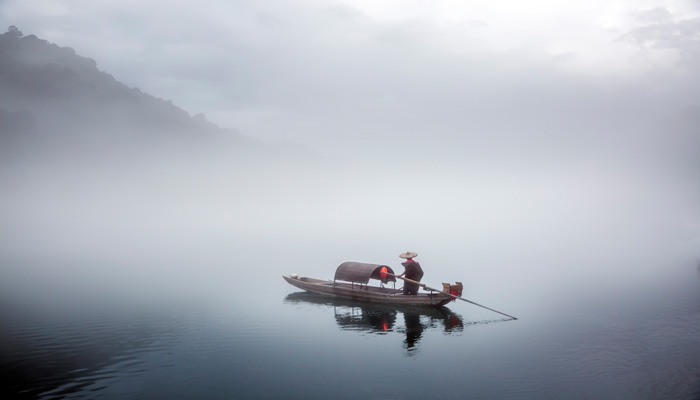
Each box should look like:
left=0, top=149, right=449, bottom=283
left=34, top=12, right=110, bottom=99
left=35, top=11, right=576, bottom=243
left=2, top=0, right=700, bottom=154
left=1, top=0, right=699, bottom=312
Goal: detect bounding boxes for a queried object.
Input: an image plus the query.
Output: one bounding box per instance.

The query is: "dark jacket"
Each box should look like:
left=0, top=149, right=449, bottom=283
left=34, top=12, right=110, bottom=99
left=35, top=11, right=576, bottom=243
left=402, top=260, right=424, bottom=281
left=401, top=260, right=424, bottom=295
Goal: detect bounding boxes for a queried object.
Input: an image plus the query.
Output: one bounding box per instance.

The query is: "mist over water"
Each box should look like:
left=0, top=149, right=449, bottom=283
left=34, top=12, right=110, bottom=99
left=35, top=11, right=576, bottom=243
left=1, top=113, right=698, bottom=310
left=1, top=18, right=700, bottom=398
left=2, top=118, right=699, bottom=398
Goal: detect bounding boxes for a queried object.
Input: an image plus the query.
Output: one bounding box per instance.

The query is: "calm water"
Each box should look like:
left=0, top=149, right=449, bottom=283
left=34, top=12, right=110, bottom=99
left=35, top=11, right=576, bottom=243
left=2, top=258, right=699, bottom=400
left=1, top=153, right=699, bottom=399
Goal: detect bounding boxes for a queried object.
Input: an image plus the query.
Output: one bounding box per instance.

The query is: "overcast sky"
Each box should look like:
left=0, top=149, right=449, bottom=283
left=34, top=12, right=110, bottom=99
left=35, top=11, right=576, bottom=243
left=2, top=0, right=700, bottom=154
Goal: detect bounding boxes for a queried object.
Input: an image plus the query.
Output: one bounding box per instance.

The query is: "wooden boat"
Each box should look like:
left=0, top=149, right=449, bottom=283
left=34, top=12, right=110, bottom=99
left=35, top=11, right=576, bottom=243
left=283, top=292, right=465, bottom=334
left=283, top=261, right=463, bottom=307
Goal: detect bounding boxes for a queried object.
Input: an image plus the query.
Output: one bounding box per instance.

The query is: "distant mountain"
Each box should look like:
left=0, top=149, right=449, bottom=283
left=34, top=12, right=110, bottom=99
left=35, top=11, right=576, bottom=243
left=0, top=26, right=245, bottom=155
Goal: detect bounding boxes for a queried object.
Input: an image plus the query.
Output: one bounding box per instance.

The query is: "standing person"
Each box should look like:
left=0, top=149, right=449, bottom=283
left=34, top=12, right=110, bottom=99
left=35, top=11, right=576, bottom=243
left=398, top=251, right=424, bottom=295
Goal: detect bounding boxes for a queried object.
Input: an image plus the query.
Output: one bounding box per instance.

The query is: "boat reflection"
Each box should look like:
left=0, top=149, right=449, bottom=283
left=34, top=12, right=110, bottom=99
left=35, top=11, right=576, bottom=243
left=284, top=292, right=466, bottom=353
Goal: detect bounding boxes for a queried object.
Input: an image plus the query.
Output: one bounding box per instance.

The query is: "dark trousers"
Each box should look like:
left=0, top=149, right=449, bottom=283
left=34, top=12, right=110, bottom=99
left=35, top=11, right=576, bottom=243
left=403, top=283, right=420, bottom=295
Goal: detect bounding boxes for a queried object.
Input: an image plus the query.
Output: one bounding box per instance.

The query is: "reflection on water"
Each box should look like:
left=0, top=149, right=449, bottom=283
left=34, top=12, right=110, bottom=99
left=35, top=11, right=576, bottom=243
left=2, top=270, right=697, bottom=400
left=283, top=292, right=510, bottom=356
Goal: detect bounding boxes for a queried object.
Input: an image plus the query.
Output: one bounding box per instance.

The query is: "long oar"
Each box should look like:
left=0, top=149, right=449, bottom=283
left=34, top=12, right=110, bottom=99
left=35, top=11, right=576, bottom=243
left=388, top=273, right=517, bottom=320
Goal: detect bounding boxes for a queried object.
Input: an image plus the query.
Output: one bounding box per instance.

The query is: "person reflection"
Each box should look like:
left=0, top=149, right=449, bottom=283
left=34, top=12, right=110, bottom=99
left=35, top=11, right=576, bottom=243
left=403, top=312, right=424, bottom=353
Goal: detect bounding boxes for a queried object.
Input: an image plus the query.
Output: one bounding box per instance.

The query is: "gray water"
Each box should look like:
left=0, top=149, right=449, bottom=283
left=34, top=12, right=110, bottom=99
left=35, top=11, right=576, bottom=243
left=2, top=260, right=699, bottom=400
left=1, top=150, right=699, bottom=399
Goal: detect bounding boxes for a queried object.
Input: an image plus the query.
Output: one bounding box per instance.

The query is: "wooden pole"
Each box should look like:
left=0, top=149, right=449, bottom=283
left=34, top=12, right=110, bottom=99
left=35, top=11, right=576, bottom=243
left=388, top=273, right=518, bottom=320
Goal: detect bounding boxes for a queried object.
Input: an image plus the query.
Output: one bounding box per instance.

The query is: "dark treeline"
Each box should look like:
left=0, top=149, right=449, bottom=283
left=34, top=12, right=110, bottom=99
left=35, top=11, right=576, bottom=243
left=0, top=26, right=221, bottom=135
left=0, top=26, right=315, bottom=169
left=1, top=25, right=697, bottom=174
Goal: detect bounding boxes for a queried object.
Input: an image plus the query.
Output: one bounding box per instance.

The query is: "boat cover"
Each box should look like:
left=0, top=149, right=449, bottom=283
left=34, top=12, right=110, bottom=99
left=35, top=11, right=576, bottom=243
left=334, top=262, right=397, bottom=284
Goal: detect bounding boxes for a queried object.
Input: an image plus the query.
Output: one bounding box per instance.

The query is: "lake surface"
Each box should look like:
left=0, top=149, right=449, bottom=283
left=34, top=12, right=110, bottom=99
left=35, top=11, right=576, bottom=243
left=2, top=150, right=699, bottom=399
left=2, top=254, right=699, bottom=400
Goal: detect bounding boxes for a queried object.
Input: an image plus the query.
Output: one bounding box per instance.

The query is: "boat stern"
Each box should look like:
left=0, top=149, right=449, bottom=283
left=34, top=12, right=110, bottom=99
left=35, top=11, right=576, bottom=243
left=441, top=282, right=463, bottom=302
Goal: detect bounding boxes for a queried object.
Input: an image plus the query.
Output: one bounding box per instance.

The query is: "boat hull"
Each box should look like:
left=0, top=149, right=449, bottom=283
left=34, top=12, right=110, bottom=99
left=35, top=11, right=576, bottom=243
left=283, top=275, right=454, bottom=307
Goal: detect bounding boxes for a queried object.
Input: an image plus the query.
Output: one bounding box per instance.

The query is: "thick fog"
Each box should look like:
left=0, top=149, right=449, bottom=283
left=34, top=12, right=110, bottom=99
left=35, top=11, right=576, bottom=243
left=1, top=135, right=697, bottom=315
left=1, top=1, right=699, bottom=315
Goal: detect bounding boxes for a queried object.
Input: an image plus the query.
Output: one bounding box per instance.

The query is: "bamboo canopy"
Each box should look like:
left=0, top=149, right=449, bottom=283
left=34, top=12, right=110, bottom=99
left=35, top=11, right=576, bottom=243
left=334, top=262, right=397, bottom=284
